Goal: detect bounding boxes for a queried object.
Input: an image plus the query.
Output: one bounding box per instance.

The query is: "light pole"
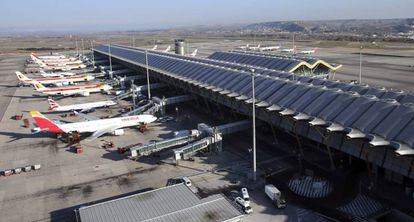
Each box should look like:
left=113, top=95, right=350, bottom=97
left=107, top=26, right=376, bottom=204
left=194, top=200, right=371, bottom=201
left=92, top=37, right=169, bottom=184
left=145, top=50, right=151, bottom=99
left=359, top=45, right=363, bottom=84
left=251, top=68, right=257, bottom=182
left=75, top=39, right=79, bottom=56
left=108, top=43, right=113, bottom=79
left=90, top=41, right=95, bottom=67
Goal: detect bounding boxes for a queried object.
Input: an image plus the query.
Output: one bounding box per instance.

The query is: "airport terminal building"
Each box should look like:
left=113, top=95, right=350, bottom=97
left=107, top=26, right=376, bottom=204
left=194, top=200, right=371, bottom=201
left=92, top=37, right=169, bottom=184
left=93, top=44, right=414, bottom=216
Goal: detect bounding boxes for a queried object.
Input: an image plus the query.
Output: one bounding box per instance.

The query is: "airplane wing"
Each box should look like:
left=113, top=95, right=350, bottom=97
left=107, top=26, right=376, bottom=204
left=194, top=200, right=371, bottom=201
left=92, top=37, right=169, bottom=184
left=74, top=111, right=100, bottom=121
left=86, top=125, right=119, bottom=141
left=79, top=108, right=93, bottom=113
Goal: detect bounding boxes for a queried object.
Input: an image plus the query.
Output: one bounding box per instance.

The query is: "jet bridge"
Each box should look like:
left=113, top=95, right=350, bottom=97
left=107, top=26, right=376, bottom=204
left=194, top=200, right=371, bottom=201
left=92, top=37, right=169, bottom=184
left=128, top=120, right=251, bottom=160
left=120, top=95, right=196, bottom=116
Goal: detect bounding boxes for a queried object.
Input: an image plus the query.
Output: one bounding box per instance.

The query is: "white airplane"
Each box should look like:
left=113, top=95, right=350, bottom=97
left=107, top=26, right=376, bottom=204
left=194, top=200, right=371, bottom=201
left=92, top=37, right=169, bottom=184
left=31, top=53, right=82, bottom=66
left=32, top=80, right=112, bottom=97
left=249, top=44, right=261, bottom=51
left=38, top=70, right=76, bottom=77
left=39, top=62, right=87, bottom=72
left=30, top=111, right=157, bottom=140
left=16, top=71, right=94, bottom=86
left=298, top=48, right=317, bottom=55
left=259, top=45, right=281, bottom=51
left=187, top=49, right=198, bottom=57
left=238, top=44, right=249, bottom=50
left=47, top=99, right=117, bottom=112
left=281, top=48, right=295, bottom=53
left=35, top=58, right=85, bottom=67
left=151, top=45, right=158, bottom=50
left=164, top=45, right=171, bottom=52
left=31, top=53, right=66, bottom=60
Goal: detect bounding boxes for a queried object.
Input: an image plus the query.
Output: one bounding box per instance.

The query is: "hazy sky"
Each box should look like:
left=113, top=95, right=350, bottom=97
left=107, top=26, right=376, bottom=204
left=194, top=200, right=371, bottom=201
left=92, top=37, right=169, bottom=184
left=1, top=0, right=414, bottom=32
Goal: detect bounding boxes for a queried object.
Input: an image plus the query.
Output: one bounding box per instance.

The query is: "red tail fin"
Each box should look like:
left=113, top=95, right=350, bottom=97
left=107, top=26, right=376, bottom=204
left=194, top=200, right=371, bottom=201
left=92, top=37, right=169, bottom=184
left=30, top=111, right=64, bottom=133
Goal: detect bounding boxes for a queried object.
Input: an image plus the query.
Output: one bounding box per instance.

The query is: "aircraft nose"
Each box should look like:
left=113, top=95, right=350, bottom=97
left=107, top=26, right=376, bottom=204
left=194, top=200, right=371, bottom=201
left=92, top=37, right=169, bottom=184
left=151, top=116, right=157, bottom=122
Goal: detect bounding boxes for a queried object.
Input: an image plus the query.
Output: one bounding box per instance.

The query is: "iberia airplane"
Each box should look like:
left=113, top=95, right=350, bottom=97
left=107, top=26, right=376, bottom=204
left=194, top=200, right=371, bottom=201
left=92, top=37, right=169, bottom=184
left=30, top=111, right=157, bottom=140
left=16, top=71, right=94, bottom=86
left=36, top=59, right=87, bottom=71
left=32, top=80, right=112, bottom=97
left=47, top=99, right=117, bottom=113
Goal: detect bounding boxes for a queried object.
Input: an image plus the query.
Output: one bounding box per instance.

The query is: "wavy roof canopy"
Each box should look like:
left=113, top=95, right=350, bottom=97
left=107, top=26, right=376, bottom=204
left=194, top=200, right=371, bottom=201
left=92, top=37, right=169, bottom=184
left=208, top=50, right=342, bottom=74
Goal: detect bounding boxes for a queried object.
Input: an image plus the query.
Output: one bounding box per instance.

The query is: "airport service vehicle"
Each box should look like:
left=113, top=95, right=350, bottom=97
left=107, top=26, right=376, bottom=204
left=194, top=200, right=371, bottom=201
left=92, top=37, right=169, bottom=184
left=32, top=80, right=112, bottom=96
left=298, top=48, right=317, bottom=55
left=265, top=184, right=286, bottom=209
left=182, top=177, right=192, bottom=187
left=235, top=197, right=253, bottom=214
left=47, top=99, right=117, bottom=112
left=16, top=71, right=94, bottom=86
left=30, top=111, right=157, bottom=140
left=241, top=187, right=250, bottom=205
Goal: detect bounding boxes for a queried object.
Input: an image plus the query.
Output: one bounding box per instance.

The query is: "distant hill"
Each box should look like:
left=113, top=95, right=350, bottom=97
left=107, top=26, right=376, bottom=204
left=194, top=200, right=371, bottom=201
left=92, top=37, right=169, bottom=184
left=244, top=18, right=414, bottom=35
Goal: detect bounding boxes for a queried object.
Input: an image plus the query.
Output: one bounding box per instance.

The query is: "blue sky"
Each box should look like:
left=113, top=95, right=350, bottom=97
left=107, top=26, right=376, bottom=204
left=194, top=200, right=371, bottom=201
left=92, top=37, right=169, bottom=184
left=1, top=0, right=413, bottom=32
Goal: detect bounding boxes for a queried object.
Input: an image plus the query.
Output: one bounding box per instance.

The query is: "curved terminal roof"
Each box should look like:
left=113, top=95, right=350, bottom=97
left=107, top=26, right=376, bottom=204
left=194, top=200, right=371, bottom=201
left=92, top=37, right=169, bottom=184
left=94, top=44, right=414, bottom=178
left=208, top=50, right=342, bottom=74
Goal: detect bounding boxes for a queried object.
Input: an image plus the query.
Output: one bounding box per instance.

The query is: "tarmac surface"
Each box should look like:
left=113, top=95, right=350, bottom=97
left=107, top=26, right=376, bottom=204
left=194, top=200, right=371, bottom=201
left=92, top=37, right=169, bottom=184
left=0, top=55, right=24, bottom=121
left=0, top=58, right=328, bottom=222
left=191, top=40, right=414, bottom=91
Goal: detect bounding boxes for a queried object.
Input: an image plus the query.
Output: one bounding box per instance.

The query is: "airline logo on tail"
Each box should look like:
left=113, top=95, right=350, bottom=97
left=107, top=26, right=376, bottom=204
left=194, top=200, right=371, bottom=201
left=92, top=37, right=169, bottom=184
left=32, top=81, right=47, bottom=91
left=47, top=99, right=59, bottom=110
left=15, top=71, right=31, bottom=82
left=30, top=111, right=64, bottom=134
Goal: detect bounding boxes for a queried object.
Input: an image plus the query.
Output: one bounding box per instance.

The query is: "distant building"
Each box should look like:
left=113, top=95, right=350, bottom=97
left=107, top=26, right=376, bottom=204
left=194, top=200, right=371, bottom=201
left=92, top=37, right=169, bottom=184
left=76, top=183, right=243, bottom=222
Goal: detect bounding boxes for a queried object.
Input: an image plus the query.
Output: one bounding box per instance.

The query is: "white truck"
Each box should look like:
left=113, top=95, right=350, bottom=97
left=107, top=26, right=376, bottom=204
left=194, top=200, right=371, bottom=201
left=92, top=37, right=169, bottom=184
left=265, top=184, right=286, bottom=209
left=235, top=197, right=253, bottom=214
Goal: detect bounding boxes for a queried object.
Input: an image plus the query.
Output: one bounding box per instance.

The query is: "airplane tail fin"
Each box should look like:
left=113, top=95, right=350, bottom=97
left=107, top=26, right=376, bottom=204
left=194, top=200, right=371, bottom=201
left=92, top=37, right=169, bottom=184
left=30, top=53, right=39, bottom=61
left=164, top=45, right=171, bottom=52
left=15, top=71, right=32, bottom=81
left=30, top=111, right=64, bottom=133
left=32, top=80, right=48, bottom=91
left=47, top=99, right=60, bottom=110
left=190, top=49, right=198, bottom=57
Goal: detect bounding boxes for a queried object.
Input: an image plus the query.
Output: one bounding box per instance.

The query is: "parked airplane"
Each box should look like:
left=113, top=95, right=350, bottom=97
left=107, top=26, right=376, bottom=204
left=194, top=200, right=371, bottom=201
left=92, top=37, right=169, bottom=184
left=151, top=45, right=158, bottom=50
left=298, top=48, right=317, bottom=55
left=281, top=48, right=295, bottom=53
left=16, top=71, right=94, bottom=86
left=38, top=62, right=87, bottom=71
left=47, top=99, right=117, bottom=112
left=238, top=44, right=249, bottom=50
left=187, top=49, right=198, bottom=57
left=30, top=111, right=157, bottom=140
left=32, top=80, right=112, bottom=96
left=31, top=53, right=82, bottom=66
left=249, top=44, right=261, bottom=51
left=164, top=45, right=171, bottom=52
left=259, top=45, right=281, bottom=51
left=39, top=70, right=76, bottom=77
left=30, top=53, right=66, bottom=60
